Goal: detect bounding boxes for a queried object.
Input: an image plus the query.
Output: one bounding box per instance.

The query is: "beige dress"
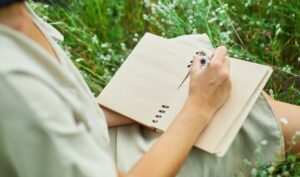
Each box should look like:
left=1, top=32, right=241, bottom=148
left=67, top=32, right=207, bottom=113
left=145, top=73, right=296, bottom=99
left=0, top=7, right=116, bottom=177
left=0, top=6, right=284, bottom=177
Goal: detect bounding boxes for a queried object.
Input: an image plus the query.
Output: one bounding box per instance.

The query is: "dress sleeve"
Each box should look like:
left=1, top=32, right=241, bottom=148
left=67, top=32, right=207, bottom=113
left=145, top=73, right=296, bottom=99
left=0, top=73, right=117, bottom=177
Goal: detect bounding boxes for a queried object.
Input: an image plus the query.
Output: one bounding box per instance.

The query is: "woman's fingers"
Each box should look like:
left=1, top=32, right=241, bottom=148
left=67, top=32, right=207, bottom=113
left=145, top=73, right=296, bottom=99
left=210, top=46, right=227, bottom=65
left=191, top=46, right=229, bottom=75
left=191, top=55, right=204, bottom=72
left=223, top=58, right=230, bottom=72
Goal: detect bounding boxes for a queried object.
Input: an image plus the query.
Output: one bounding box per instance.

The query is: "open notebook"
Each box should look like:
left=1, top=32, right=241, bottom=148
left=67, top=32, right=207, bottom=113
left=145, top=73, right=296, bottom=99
left=97, top=33, right=273, bottom=156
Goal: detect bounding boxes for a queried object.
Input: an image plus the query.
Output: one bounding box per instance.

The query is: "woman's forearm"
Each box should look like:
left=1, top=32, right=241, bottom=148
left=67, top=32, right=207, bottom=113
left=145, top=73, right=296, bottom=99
left=124, top=101, right=212, bottom=177
left=100, top=106, right=136, bottom=127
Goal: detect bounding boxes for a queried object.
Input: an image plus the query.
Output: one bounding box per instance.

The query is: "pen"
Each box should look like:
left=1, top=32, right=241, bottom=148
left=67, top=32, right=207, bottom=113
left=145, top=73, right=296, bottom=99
left=177, top=56, right=211, bottom=89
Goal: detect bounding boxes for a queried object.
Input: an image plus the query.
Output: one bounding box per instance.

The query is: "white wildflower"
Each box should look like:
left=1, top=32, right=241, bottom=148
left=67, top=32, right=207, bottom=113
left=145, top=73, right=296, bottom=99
left=268, top=166, right=275, bottom=173
left=121, top=43, right=126, bottom=51
left=298, top=57, right=300, bottom=62
left=282, top=171, right=289, bottom=176
left=151, top=4, right=156, bottom=13
left=42, top=16, right=49, bottom=21
left=43, top=4, right=49, bottom=8
left=92, top=34, right=99, bottom=44
left=242, top=15, right=247, bottom=20
left=245, top=2, right=250, bottom=8
left=211, top=11, right=216, bottom=16
left=261, top=171, right=267, bottom=176
left=236, top=27, right=242, bottom=31
left=219, top=9, right=225, bottom=14
left=166, top=20, right=174, bottom=25
left=275, top=27, right=282, bottom=36
left=219, top=21, right=225, bottom=27
left=194, top=13, right=201, bottom=17
left=282, top=65, right=292, bottom=73
left=215, top=7, right=221, bottom=12
left=187, top=9, right=193, bottom=14
left=75, top=58, right=84, bottom=62
left=208, top=17, right=217, bottom=23
left=100, top=54, right=111, bottom=61
left=105, top=54, right=111, bottom=61
left=100, top=54, right=105, bottom=60
left=192, top=28, right=197, bottom=34
left=251, top=168, right=258, bottom=176
left=268, top=89, right=275, bottom=98
left=101, top=43, right=109, bottom=48
left=242, top=158, right=252, bottom=166
left=291, top=131, right=299, bottom=146
left=133, top=37, right=139, bottom=42
left=168, top=3, right=176, bottom=9
left=143, top=14, right=149, bottom=20
left=222, top=4, right=228, bottom=9
left=143, top=0, right=151, bottom=8
left=280, top=117, right=288, bottom=125
left=226, top=31, right=232, bottom=35
left=65, top=50, right=72, bottom=57
left=268, top=0, right=272, bottom=6
left=260, top=140, right=268, bottom=146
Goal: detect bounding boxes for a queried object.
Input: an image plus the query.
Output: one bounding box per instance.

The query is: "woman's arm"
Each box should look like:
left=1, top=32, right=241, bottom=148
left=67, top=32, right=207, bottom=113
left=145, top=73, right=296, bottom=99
left=263, top=92, right=300, bottom=153
left=119, top=46, right=231, bottom=177
left=101, top=106, right=136, bottom=127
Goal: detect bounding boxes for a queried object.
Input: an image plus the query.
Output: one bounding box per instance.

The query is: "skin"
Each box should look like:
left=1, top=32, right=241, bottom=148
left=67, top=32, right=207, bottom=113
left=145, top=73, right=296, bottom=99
left=262, top=92, right=300, bottom=154
left=1, top=2, right=299, bottom=176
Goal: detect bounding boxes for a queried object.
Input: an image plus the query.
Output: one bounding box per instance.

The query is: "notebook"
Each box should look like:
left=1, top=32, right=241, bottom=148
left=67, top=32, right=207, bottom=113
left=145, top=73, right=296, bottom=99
left=97, top=33, right=273, bottom=156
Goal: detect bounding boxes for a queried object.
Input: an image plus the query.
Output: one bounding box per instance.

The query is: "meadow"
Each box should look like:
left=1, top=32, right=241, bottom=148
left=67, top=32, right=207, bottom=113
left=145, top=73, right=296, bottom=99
left=31, top=0, right=300, bottom=176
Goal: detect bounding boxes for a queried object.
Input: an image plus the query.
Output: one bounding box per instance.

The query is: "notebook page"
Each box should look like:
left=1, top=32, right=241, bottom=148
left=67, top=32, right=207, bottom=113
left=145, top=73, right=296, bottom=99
left=98, top=33, right=199, bottom=127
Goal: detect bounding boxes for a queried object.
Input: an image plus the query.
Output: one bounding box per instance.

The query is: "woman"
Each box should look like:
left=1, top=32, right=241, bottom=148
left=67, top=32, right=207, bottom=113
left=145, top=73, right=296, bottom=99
left=0, top=1, right=299, bottom=177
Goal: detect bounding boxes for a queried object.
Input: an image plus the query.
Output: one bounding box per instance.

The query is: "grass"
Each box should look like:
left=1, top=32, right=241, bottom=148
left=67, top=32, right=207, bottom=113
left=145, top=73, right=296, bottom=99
left=30, top=0, right=300, bottom=176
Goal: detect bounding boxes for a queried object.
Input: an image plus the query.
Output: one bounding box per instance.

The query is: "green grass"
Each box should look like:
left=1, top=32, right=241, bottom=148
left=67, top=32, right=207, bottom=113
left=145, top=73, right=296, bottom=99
left=30, top=0, right=300, bottom=176
left=30, top=0, right=300, bottom=105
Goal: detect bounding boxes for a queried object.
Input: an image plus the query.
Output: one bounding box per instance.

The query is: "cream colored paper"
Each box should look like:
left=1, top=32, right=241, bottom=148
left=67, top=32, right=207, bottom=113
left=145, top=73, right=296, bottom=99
left=97, top=33, right=272, bottom=156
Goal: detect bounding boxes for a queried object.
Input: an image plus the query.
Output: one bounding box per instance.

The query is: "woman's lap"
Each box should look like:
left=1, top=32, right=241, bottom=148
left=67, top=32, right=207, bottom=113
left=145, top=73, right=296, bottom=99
left=109, top=94, right=284, bottom=176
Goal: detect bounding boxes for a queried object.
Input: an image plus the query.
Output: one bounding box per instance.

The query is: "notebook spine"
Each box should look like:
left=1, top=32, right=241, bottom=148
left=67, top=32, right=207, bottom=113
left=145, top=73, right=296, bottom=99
left=152, top=104, right=170, bottom=123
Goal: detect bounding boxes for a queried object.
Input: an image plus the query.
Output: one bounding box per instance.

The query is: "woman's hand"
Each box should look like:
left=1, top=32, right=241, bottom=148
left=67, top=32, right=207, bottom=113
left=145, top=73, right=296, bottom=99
left=186, top=46, right=232, bottom=118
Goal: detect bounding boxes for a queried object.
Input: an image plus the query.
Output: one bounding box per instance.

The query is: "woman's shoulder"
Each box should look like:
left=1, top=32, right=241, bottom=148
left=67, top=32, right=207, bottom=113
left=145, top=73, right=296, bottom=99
left=0, top=26, right=80, bottom=132
left=0, top=25, right=71, bottom=92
